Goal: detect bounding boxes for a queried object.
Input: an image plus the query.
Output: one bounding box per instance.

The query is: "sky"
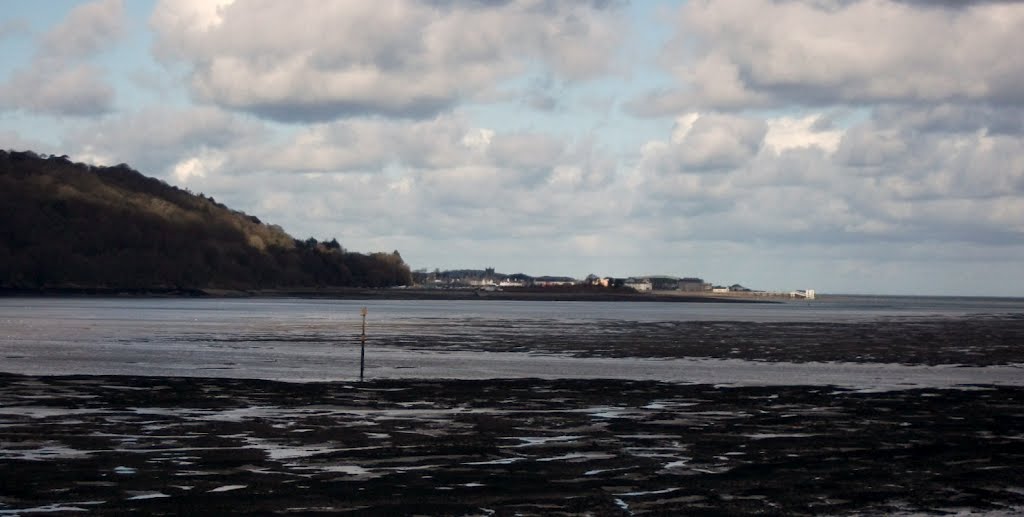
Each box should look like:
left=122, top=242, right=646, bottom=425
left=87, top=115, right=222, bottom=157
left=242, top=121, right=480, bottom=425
left=1, top=0, right=1023, bottom=296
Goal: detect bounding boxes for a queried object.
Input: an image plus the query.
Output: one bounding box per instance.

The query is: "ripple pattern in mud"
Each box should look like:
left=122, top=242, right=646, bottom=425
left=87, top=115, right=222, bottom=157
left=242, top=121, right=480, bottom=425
left=1, top=375, right=1023, bottom=515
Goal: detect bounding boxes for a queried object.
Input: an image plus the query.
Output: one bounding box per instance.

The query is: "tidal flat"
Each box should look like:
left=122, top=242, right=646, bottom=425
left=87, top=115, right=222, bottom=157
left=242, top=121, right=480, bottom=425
left=1, top=374, right=1023, bottom=515
left=2, top=298, right=1024, bottom=514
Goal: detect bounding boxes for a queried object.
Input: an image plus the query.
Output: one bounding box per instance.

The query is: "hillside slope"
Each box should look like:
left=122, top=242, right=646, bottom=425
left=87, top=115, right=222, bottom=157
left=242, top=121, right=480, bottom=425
left=0, top=150, right=411, bottom=291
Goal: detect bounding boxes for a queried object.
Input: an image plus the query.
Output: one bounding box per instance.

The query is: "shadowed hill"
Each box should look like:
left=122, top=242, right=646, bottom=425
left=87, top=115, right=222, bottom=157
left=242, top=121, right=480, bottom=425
left=0, top=150, right=412, bottom=291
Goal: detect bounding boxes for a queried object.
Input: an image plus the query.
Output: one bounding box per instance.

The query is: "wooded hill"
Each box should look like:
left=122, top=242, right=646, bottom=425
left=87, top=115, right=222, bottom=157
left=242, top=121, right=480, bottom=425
left=0, top=150, right=412, bottom=291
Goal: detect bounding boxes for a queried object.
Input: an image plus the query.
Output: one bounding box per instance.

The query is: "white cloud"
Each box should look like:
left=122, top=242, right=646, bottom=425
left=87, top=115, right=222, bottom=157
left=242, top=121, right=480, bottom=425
left=618, top=0, right=1024, bottom=293
left=676, top=113, right=766, bottom=170
left=150, top=0, right=234, bottom=43
left=763, top=114, right=842, bottom=154
left=42, top=0, right=125, bottom=59
left=630, top=104, right=1024, bottom=256
left=257, top=116, right=473, bottom=173
left=149, top=0, right=626, bottom=122
left=461, top=128, right=494, bottom=152
left=66, top=106, right=266, bottom=174
left=641, top=112, right=766, bottom=174
left=0, top=0, right=124, bottom=116
left=1, top=64, right=114, bottom=116
left=631, top=0, right=1024, bottom=114
left=172, top=151, right=226, bottom=184
left=253, top=115, right=593, bottom=184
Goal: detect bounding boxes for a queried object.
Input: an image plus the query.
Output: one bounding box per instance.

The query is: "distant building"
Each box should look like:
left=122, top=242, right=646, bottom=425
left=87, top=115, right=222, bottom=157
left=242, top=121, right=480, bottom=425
left=711, top=286, right=730, bottom=293
left=534, top=276, right=577, bottom=287
left=624, top=278, right=653, bottom=292
left=793, top=289, right=816, bottom=299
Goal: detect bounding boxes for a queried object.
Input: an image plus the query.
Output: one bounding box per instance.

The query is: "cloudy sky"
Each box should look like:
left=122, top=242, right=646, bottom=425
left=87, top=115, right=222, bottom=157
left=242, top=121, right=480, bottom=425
left=2, top=0, right=1023, bottom=296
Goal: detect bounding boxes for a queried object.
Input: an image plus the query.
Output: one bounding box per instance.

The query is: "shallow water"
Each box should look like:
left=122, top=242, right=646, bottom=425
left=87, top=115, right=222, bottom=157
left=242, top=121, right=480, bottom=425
left=1, top=296, right=1022, bottom=388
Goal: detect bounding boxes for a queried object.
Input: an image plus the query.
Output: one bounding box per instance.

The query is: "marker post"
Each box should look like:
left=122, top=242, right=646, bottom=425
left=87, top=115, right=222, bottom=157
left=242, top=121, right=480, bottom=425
left=359, top=307, right=367, bottom=382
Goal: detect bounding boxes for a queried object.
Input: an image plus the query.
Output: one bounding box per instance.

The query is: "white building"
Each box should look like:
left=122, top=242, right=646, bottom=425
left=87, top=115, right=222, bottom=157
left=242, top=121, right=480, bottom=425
left=793, top=289, right=816, bottom=299
left=624, top=279, right=653, bottom=292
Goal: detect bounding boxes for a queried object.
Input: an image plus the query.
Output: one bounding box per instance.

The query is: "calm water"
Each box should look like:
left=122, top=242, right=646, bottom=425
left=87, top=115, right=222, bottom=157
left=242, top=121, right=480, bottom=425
left=3, top=294, right=1023, bottom=323
left=1, top=296, right=1022, bottom=387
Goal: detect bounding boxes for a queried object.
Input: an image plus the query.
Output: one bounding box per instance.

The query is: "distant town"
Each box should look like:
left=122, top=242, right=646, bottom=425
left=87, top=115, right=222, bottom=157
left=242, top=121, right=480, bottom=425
left=412, top=268, right=816, bottom=299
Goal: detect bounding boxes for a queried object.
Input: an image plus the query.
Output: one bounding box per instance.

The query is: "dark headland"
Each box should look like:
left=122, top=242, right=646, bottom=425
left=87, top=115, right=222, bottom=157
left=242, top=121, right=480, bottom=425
left=0, top=150, right=412, bottom=294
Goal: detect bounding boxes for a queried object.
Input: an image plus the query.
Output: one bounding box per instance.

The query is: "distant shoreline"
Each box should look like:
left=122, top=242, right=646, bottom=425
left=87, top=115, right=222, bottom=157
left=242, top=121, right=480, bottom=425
left=0, top=286, right=780, bottom=303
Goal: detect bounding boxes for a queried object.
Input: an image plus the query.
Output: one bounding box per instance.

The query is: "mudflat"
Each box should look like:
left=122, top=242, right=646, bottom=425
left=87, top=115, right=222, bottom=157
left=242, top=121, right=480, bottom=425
left=369, top=315, right=1024, bottom=366
left=1, top=374, right=1023, bottom=515
left=2, top=312, right=1024, bottom=515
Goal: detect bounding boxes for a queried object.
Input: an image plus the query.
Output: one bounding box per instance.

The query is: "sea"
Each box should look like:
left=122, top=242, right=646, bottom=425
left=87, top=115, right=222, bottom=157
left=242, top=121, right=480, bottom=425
left=1, top=295, right=1022, bottom=390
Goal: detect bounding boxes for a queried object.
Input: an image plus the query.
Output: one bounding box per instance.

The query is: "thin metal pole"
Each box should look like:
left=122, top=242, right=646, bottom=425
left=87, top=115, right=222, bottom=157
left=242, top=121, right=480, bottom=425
left=360, top=307, right=367, bottom=382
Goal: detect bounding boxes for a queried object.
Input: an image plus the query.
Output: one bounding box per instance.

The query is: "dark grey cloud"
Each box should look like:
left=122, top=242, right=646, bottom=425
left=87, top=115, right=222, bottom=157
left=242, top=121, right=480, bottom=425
left=891, top=0, right=1024, bottom=8
left=835, top=127, right=907, bottom=168
left=243, top=97, right=456, bottom=124
left=874, top=105, right=1024, bottom=135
